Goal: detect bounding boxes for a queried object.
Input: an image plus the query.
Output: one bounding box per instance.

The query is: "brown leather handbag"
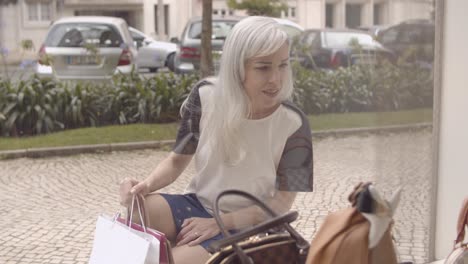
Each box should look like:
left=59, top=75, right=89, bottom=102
left=444, top=197, right=468, bottom=264
left=206, top=190, right=310, bottom=264
left=306, top=182, right=399, bottom=264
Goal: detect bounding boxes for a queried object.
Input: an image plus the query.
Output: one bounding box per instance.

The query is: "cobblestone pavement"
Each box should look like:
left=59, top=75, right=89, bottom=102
left=0, top=129, right=433, bottom=264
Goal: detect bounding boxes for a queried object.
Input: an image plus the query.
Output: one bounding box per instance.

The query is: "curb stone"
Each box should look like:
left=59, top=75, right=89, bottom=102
left=0, top=123, right=432, bottom=160
left=312, top=122, right=432, bottom=139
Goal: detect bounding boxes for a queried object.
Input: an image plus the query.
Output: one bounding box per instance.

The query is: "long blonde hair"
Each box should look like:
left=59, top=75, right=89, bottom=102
left=203, top=16, right=294, bottom=165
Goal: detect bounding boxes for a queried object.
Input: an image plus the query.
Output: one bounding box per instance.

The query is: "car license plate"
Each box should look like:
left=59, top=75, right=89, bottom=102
left=66, top=55, right=99, bottom=65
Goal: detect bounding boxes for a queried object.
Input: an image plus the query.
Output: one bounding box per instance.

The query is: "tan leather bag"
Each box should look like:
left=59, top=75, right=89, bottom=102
left=444, top=197, right=468, bottom=264
left=306, top=182, right=398, bottom=264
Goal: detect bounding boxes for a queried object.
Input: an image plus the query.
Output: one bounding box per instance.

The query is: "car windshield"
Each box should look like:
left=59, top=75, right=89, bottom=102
left=130, top=29, right=145, bottom=40
left=188, top=21, right=237, bottom=39
left=45, top=23, right=123, bottom=48
left=322, top=32, right=380, bottom=48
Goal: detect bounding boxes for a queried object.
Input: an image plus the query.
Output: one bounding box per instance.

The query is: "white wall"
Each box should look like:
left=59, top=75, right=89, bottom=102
left=0, top=4, right=20, bottom=51
left=1, top=1, right=52, bottom=54
left=169, top=0, right=196, bottom=39
left=297, top=0, right=324, bottom=29
left=143, top=0, right=181, bottom=40
left=434, top=0, right=468, bottom=259
left=143, top=0, right=156, bottom=37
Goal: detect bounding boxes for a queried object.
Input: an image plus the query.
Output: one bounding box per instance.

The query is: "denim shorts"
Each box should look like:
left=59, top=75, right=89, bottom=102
left=159, top=193, right=233, bottom=250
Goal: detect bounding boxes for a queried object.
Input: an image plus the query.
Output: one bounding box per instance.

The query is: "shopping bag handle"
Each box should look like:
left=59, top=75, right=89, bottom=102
left=126, top=194, right=149, bottom=233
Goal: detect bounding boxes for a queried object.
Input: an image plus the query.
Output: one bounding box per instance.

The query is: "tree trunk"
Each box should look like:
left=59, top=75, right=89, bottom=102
left=200, top=0, right=213, bottom=77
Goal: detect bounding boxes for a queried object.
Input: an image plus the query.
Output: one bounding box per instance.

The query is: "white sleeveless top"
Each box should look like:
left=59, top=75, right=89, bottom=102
left=173, top=80, right=313, bottom=214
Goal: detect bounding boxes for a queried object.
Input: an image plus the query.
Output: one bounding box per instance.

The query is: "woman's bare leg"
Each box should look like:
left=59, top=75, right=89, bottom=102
left=131, top=193, right=177, bottom=243
left=172, top=245, right=210, bottom=264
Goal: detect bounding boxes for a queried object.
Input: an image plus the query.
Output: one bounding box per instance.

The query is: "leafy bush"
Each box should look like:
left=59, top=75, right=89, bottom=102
left=107, top=70, right=199, bottom=124
left=0, top=62, right=431, bottom=137
left=292, top=62, right=433, bottom=115
left=0, top=72, right=199, bottom=137
left=0, top=75, right=63, bottom=136
left=56, top=81, right=104, bottom=129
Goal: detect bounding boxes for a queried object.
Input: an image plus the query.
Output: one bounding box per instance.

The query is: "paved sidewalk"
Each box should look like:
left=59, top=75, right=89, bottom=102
left=0, top=129, right=433, bottom=264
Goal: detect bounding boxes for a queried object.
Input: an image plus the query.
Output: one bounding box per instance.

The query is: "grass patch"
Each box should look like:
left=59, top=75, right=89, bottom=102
left=0, top=123, right=179, bottom=151
left=0, top=108, right=432, bottom=151
left=309, top=108, right=433, bottom=131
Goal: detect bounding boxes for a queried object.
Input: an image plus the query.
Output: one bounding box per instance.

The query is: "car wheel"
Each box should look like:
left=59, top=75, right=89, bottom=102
left=166, top=53, right=175, bottom=72
left=149, top=68, right=158, bottom=73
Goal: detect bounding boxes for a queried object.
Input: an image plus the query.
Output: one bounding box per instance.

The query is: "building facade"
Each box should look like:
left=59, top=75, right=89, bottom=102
left=0, top=0, right=433, bottom=56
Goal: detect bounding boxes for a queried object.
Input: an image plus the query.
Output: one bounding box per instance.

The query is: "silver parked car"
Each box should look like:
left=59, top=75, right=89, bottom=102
left=129, top=27, right=177, bottom=72
left=174, top=16, right=239, bottom=74
left=36, top=16, right=138, bottom=81
left=174, top=16, right=304, bottom=74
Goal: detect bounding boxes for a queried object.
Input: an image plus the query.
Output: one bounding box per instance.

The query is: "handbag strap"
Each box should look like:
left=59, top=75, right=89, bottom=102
left=212, top=189, right=309, bottom=264
left=455, top=197, right=468, bottom=245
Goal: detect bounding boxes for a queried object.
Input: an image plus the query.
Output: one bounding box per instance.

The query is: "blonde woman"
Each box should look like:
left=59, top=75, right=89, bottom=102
left=119, top=16, right=313, bottom=264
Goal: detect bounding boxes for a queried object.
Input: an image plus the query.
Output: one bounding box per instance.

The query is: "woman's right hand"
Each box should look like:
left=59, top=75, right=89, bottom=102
left=119, top=178, right=150, bottom=207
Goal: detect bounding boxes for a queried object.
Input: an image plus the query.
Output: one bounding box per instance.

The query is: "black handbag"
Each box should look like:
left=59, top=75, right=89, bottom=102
left=206, top=190, right=310, bottom=264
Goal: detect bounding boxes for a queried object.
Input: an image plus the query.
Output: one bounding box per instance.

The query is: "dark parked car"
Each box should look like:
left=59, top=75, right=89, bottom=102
left=376, top=19, right=435, bottom=64
left=357, top=25, right=389, bottom=38
left=292, top=29, right=395, bottom=70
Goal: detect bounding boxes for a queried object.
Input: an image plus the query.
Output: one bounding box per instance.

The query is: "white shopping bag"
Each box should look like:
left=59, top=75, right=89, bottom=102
left=88, top=214, right=160, bottom=264
left=89, top=195, right=161, bottom=264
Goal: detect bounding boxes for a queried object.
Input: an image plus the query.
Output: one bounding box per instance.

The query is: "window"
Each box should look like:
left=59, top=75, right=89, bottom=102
left=400, top=26, right=421, bottom=44
left=26, top=0, right=52, bottom=22
left=290, top=7, right=296, bottom=18
left=154, top=4, right=169, bottom=35
left=284, top=7, right=296, bottom=18
left=188, top=20, right=237, bottom=39
left=380, top=27, right=399, bottom=45
left=213, top=9, right=218, bottom=15
left=345, top=4, right=362, bottom=29
left=322, top=32, right=377, bottom=48
left=129, top=28, right=146, bottom=49
left=373, top=3, right=383, bottom=25
left=326, top=4, right=334, bottom=28
left=44, top=23, right=123, bottom=48
left=303, top=32, right=318, bottom=46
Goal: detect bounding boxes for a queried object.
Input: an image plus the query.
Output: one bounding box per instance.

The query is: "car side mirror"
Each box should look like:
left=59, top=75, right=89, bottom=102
left=170, top=37, right=179, bottom=44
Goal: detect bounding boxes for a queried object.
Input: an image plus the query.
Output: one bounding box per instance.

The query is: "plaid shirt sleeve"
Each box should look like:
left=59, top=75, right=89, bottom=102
left=172, top=80, right=209, bottom=155
left=276, top=102, right=314, bottom=192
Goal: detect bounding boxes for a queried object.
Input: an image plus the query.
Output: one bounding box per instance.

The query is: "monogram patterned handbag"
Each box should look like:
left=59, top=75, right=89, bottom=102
left=206, top=190, right=310, bottom=264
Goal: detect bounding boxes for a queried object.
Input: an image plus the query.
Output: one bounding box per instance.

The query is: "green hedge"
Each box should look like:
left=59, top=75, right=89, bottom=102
left=0, top=63, right=432, bottom=137
left=0, top=71, right=199, bottom=136
left=292, top=61, right=433, bottom=115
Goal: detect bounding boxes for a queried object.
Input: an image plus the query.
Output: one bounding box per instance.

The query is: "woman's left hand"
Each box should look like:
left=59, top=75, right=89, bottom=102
left=176, top=217, right=220, bottom=247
